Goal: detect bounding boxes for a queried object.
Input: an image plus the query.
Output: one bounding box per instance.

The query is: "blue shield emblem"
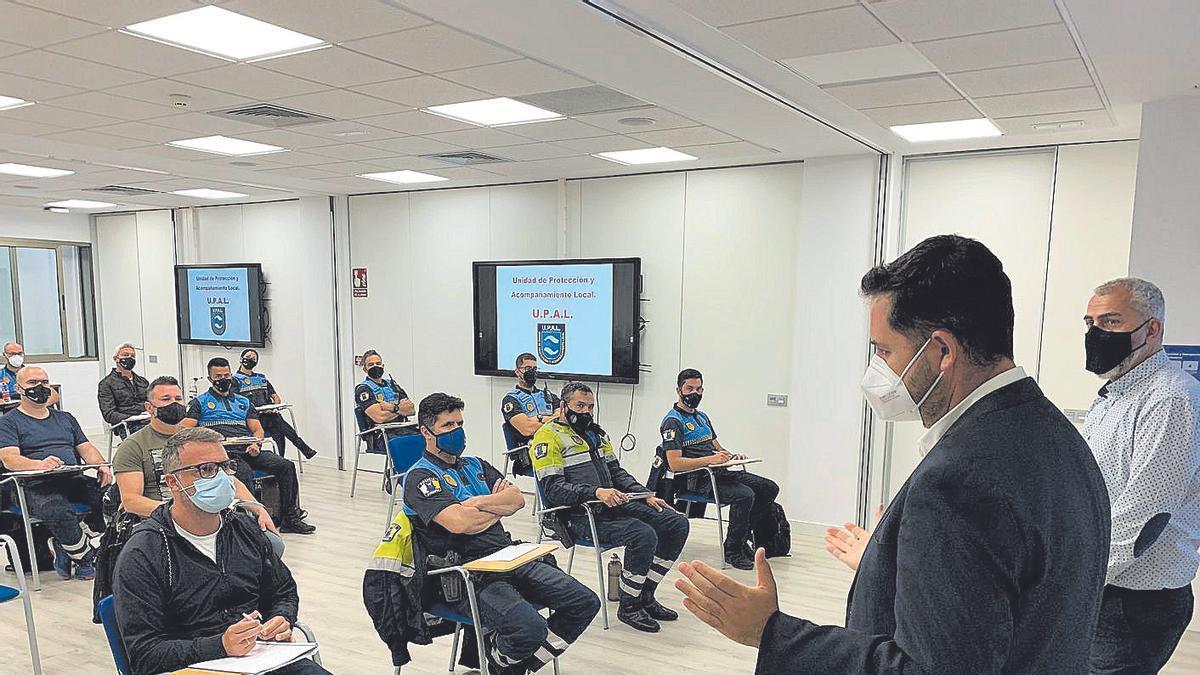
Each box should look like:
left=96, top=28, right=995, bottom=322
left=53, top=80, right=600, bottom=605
left=537, top=323, right=566, bottom=365
left=210, top=306, right=227, bottom=336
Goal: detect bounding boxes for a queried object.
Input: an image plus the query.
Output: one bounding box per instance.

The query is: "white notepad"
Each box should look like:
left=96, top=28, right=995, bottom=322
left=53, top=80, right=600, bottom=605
left=473, top=542, right=542, bottom=563
left=189, top=641, right=318, bottom=675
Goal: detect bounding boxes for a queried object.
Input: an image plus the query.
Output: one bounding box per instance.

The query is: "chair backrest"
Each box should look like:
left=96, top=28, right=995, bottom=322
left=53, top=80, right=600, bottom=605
left=500, top=422, right=523, bottom=451
left=98, top=595, right=132, bottom=675
left=353, top=406, right=373, bottom=434
left=0, top=533, right=27, bottom=597
left=387, top=433, right=427, bottom=477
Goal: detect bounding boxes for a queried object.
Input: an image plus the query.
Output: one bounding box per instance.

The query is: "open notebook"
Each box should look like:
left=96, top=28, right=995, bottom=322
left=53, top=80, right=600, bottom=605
left=178, top=641, right=318, bottom=675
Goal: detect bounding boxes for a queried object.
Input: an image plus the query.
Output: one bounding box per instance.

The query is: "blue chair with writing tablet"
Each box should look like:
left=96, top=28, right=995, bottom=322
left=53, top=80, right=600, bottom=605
left=1, top=533, right=42, bottom=675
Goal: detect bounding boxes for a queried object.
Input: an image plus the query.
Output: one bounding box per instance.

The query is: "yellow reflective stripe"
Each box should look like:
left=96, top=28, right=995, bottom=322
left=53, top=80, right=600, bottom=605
left=535, top=465, right=564, bottom=479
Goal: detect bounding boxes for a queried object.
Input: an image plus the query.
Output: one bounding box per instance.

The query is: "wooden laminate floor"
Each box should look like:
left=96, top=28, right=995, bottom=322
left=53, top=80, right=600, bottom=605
left=2, top=462, right=1198, bottom=674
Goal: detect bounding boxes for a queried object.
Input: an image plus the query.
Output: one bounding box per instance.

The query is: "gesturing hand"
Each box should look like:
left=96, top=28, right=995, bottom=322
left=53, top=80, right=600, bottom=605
left=675, top=548, right=779, bottom=647
left=823, top=504, right=882, bottom=572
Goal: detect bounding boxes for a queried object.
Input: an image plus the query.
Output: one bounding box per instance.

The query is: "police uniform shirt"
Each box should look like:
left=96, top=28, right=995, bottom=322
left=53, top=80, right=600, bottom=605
left=0, top=368, right=19, bottom=398
left=355, top=377, right=409, bottom=425
left=402, top=453, right=514, bottom=559
left=501, top=386, right=553, bottom=445
left=660, top=405, right=719, bottom=460
left=0, top=407, right=86, bottom=465
left=185, top=390, right=258, bottom=438
left=232, top=371, right=277, bottom=409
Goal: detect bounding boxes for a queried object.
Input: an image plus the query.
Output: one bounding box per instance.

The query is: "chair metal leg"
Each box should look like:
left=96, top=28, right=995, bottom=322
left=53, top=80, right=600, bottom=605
left=585, top=510, right=609, bottom=629
left=287, top=409, right=303, bottom=474
left=448, top=623, right=461, bottom=672
left=106, top=428, right=114, bottom=462
left=14, top=481, right=41, bottom=591
left=2, top=535, right=41, bottom=674
left=706, top=469, right=728, bottom=570
left=350, top=438, right=363, bottom=498
left=465, top=578, right=489, bottom=675
left=385, top=477, right=399, bottom=531
left=566, top=546, right=575, bottom=573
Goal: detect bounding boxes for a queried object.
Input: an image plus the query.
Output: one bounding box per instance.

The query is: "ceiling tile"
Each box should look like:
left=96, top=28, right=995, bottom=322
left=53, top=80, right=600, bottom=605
left=251, top=149, right=339, bottom=167
left=488, top=155, right=614, bottom=178
left=423, top=127, right=532, bottom=149
left=361, top=136, right=466, bottom=156
left=0, top=1, right=106, bottom=47
left=720, top=5, right=897, bottom=60
left=298, top=160, right=395, bottom=176
left=0, top=116, right=67, bottom=136
left=505, top=118, right=609, bottom=142
left=993, top=109, right=1114, bottom=135
left=15, top=0, right=199, bottom=28
left=687, top=140, right=777, bottom=159
left=0, top=71, right=82, bottom=101
left=101, top=78, right=248, bottom=112
left=45, top=90, right=175, bottom=121
left=949, top=59, right=1093, bottom=98
left=862, top=99, right=981, bottom=126
left=257, top=165, right=343, bottom=180
left=439, top=59, right=590, bottom=97
left=47, top=30, right=227, bottom=77
left=917, top=24, right=1079, bottom=73
left=557, top=135, right=654, bottom=154
left=358, top=110, right=476, bottom=135
left=173, top=65, right=328, bottom=101
left=295, top=143, right=397, bottom=162
left=343, top=24, right=520, bottom=73
left=0, top=51, right=150, bottom=90
left=350, top=75, right=487, bottom=108
left=0, top=103, right=120, bottom=130
left=428, top=165, right=504, bottom=180
left=269, top=89, right=401, bottom=120
left=90, top=121, right=197, bottom=143
left=630, top=125, right=740, bottom=146
left=141, top=111, right=267, bottom=136
left=574, top=107, right=697, bottom=134
left=288, top=120, right=399, bottom=142
left=974, top=86, right=1103, bottom=118
left=355, top=155, right=451, bottom=171
left=870, top=0, right=1062, bottom=42
left=123, top=142, right=219, bottom=162
left=781, top=43, right=936, bottom=85
left=235, top=128, right=341, bottom=150
left=39, top=129, right=148, bottom=150
left=0, top=39, right=27, bottom=59
left=486, top=142, right=580, bottom=161
left=670, top=0, right=855, bottom=27
left=825, top=74, right=959, bottom=109
left=221, top=0, right=431, bottom=42
left=256, top=46, right=418, bottom=88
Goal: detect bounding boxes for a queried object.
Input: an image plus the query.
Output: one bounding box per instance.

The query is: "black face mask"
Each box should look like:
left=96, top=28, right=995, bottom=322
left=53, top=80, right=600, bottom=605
left=521, top=368, right=538, bottom=387
left=565, top=409, right=593, bottom=434
left=154, top=402, right=187, bottom=425
left=23, top=384, right=51, bottom=404
left=681, top=392, right=702, bottom=409
left=212, top=378, right=234, bottom=394
left=1085, top=319, right=1150, bottom=375
left=241, top=357, right=258, bottom=370
left=367, top=365, right=385, bottom=380
left=118, top=357, right=136, bottom=371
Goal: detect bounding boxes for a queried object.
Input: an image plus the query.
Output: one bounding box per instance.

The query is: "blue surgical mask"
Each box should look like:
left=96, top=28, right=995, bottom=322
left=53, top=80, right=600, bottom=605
left=183, top=472, right=236, bottom=514
left=432, top=426, right=467, bottom=456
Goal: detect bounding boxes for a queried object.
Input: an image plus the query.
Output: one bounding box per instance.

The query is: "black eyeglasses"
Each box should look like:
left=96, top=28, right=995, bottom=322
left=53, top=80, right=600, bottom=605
left=171, top=459, right=239, bottom=479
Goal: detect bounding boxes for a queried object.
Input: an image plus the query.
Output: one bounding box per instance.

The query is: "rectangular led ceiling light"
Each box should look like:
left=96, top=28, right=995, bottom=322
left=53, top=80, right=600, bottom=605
left=425, top=97, right=563, bottom=127
left=593, top=147, right=698, bottom=165
left=124, top=6, right=325, bottom=62
left=0, top=95, right=33, bottom=111
left=172, top=188, right=249, bottom=199
left=167, top=135, right=287, bottom=156
left=890, top=118, right=1002, bottom=143
left=0, top=162, right=74, bottom=178
left=358, top=170, right=450, bottom=185
left=44, top=199, right=116, bottom=209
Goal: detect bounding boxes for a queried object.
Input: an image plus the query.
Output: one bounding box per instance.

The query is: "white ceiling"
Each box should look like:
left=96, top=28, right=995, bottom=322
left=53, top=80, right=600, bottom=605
left=0, top=0, right=1190, bottom=212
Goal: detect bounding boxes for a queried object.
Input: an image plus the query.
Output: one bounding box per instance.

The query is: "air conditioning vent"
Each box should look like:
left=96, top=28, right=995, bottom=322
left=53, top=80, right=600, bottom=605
left=87, top=185, right=161, bottom=196
left=422, top=151, right=507, bottom=166
left=209, top=104, right=333, bottom=128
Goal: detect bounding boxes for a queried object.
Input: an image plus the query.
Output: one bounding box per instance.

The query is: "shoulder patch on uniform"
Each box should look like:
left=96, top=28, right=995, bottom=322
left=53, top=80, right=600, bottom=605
left=357, top=389, right=371, bottom=403
left=662, top=428, right=676, bottom=441
left=417, top=477, right=441, bottom=497
left=570, top=435, right=584, bottom=445
left=442, top=473, right=459, bottom=488
left=533, top=443, right=549, bottom=459
left=685, top=422, right=695, bottom=431
left=503, top=401, right=515, bottom=413
left=653, top=455, right=663, bottom=468
left=206, top=401, right=216, bottom=410
left=525, top=402, right=535, bottom=412
left=376, top=392, right=385, bottom=402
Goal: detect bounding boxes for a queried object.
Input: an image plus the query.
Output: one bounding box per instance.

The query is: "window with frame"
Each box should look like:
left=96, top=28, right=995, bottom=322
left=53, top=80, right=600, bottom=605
left=0, top=237, right=98, bottom=361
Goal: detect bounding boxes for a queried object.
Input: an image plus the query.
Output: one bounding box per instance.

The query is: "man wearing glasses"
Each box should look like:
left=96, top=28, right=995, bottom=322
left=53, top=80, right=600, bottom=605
left=0, top=365, right=111, bottom=580
left=113, top=427, right=330, bottom=675
left=1, top=342, right=60, bottom=406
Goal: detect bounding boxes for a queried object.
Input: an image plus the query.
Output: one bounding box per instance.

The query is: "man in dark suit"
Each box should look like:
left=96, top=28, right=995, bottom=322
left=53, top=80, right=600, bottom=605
left=676, top=235, right=1112, bottom=674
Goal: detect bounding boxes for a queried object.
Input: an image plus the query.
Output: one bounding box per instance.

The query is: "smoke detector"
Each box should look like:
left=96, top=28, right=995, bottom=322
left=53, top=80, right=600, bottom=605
left=169, top=93, right=192, bottom=108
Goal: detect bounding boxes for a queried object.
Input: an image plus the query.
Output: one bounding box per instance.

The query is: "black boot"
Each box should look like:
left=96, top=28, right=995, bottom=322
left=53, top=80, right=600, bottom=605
left=280, top=509, right=316, bottom=534
left=299, top=445, right=317, bottom=460
left=642, top=595, right=679, bottom=622
left=617, top=597, right=660, bottom=633
left=725, top=550, right=754, bottom=570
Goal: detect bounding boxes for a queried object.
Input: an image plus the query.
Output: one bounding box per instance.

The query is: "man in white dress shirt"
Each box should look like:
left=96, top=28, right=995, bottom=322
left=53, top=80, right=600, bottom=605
left=1083, top=277, right=1200, bottom=674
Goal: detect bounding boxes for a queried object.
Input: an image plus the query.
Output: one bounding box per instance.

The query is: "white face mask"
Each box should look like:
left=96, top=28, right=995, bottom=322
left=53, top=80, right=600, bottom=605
left=860, top=338, right=944, bottom=422
left=6, top=354, right=23, bottom=369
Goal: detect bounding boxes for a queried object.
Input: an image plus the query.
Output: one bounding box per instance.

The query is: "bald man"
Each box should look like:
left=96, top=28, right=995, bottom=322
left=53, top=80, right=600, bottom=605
left=0, top=366, right=112, bottom=580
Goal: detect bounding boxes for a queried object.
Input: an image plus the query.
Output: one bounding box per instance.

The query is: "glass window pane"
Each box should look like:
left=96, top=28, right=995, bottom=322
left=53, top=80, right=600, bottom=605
left=61, top=245, right=86, bottom=357
left=15, top=247, right=64, bottom=356
left=0, top=247, right=15, bottom=345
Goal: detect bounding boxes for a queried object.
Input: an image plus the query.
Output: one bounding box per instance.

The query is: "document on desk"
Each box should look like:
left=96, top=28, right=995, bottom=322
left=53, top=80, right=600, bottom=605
left=623, top=492, right=655, bottom=500
left=711, top=458, right=763, bottom=468
left=474, top=543, right=543, bottom=563
left=184, top=641, right=318, bottom=675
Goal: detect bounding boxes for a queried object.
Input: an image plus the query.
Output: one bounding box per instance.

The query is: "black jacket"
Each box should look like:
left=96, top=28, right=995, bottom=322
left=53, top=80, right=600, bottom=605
left=757, top=377, right=1111, bottom=674
left=113, top=504, right=300, bottom=675
left=97, top=369, right=149, bottom=425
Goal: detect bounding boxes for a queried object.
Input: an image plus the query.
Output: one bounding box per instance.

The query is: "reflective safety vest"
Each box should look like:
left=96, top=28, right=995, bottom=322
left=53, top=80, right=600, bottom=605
left=529, top=419, right=618, bottom=487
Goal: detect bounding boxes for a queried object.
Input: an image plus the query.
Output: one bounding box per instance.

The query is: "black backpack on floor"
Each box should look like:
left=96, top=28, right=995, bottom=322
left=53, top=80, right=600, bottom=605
left=752, top=502, right=791, bottom=558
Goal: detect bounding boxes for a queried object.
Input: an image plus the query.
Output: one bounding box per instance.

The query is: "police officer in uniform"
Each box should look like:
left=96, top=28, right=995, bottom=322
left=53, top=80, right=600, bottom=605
left=354, top=350, right=417, bottom=455
left=661, top=368, right=778, bottom=570
left=531, top=382, right=689, bottom=633
left=234, top=349, right=318, bottom=461
left=181, top=357, right=314, bottom=534
left=500, top=352, right=557, bottom=452
left=403, top=392, right=600, bottom=675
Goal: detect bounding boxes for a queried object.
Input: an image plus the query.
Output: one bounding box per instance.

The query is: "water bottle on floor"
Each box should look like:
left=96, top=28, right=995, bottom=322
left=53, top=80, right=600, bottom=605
left=606, top=553, right=622, bottom=601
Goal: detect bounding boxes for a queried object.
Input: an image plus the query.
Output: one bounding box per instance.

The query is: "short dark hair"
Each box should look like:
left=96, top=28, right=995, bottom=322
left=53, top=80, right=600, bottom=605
left=146, top=375, right=180, bottom=401
left=515, top=352, right=536, bottom=368
left=206, top=357, right=230, bottom=374
left=860, top=234, right=1014, bottom=365
left=362, top=349, right=380, bottom=362
left=677, top=368, right=703, bottom=388
left=418, top=392, right=465, bottom=431
left=240, top=348, right=258, bottom=359
left=560, top=382, right=592, bottom=404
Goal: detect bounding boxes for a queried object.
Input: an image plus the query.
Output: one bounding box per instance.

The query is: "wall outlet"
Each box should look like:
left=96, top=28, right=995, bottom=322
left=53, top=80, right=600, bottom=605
left=767, top=393, right=788, bottom=407
left=148, top=354, right=158, bottom=364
